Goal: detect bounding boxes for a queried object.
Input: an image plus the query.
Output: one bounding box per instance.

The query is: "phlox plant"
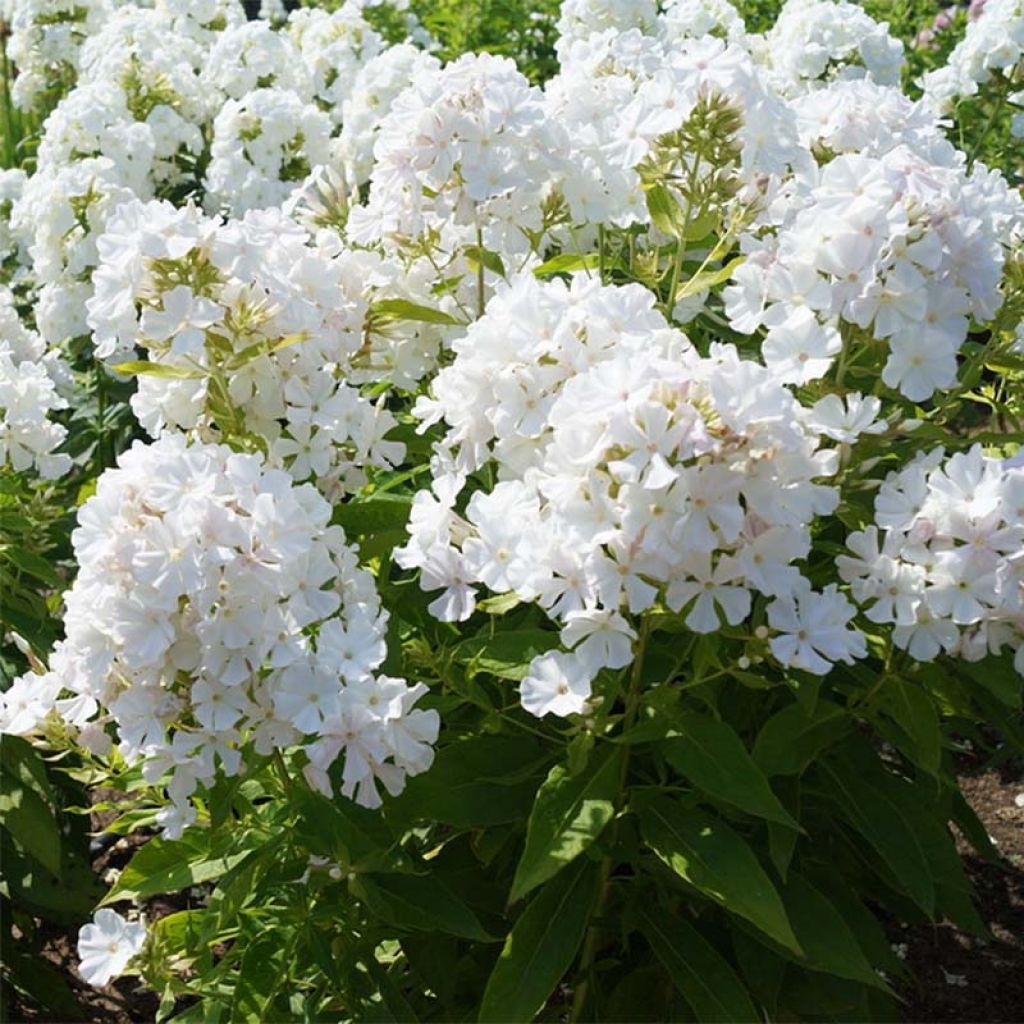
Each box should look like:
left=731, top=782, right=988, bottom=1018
left=1, top=0, right=1023, bottom=1021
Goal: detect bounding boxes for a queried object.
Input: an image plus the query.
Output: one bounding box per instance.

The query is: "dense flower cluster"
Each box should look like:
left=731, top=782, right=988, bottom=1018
left=399, top=274, right=873, bottom=715
left=839, top=446, right=1024, bottom=671
left=2, top=0, right=432, bottom=353
left=922, top=0, right=1024, bottom=111
left=725, top=146, right=1022, bottom=399
left=2, top=0, right=1022, bottom=836
left=348, top=52, right=558, bottom=255
left=86, top=197, right=426, bottom=490
left=0, top=286, right=71, bottom=477
left=545, top=29, right=805, bottom=229
left=1, top=435, right=439, bottom=832
left=755, top=0, right=904, bottom=95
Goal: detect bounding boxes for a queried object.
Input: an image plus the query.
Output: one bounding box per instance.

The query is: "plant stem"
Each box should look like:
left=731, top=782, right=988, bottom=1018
left=475, top=222, right=486, bottom=319
left=569, top=620, right=650, bottom=1024
left=272, top=749, right=300, bottom=801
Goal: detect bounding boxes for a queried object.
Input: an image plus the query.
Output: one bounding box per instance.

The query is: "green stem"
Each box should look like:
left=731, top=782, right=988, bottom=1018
left=272, top=749, right=301, bottom=802
left=95, top=360, right=109, bottom=473
left=475, top=223, right=486, bottom=319
left=967, top=75, right=1010, bottom=170
left=569, top=621, right=650, bottom=1024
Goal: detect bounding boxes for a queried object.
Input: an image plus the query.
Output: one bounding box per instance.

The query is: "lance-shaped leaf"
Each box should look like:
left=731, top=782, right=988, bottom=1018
left=510, top=746, right=622, bottom=902
left=479, top=858, right=600, bottom=1023
left=635, top=793, right=801, bottom=954
left=659, top=713, right=800, bottom=828
left=638, top=904, right=759, bottom=1022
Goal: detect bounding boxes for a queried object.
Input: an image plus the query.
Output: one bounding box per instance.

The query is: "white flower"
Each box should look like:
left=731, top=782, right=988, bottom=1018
left=520, top=651, right=596, bottom=718
left=768, top=584, right=867, bottom=675
left=77, top=909, right=147, bottom=988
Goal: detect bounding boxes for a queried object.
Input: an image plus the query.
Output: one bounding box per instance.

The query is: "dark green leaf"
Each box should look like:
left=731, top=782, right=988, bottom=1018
left=510, top=745, right=621, bottom=902
left=454, top=628, right=560, bottom=681
left=818, top=753, right=935, bottom=915
left=0, top=785, right=61, bottom=877
left=634, top=793, right=800, bottom=954
left=353, top=873, right=491, bottom=941
left=782, top=872, right=890, bottom=991
left=230, top=931, right=288, bottom=1023
left=753, top=700, right=850, bottom=776
left=638, top=904, right=759, bottom=1022
left=0, top=546, right=63, bottom=587
left=479, top=858, right=600, bottom=1023
left=881, top=678, right=941, bottom=775
left=660, top=713, right=800, bottom=828
left=388, top=735, right=544, bottom=828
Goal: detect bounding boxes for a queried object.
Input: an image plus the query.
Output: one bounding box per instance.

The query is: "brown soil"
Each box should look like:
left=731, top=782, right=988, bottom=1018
left=898, top=765, right=1024, bottom=1024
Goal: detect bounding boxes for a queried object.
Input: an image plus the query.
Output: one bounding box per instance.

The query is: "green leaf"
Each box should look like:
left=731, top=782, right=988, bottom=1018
left=881, top=678, right=941, bottom=775
left=454, top=628, right=559, bottom=681
left=104, top=832, right=248, bottom=905
left=781, top=873, right=890, bottom=991
left=372, top=299, right=463, bottom=326
left=817, top=751, right=935, bottom=915
left=960, top=656, right=1022, bottom=709
left=1, top=736, right=55, bottom=804
left=0, top=775, right=62, bottom=877
left=684, top=210, right=719, bottom=241
left=293, top=787, right=404, bottom=871
left=952, top=789, right=999, bottom=862
left=510, top=745, right=621, bottom=902
left=388, top=735, right=545, bottom=828
left=1, top=546, right=63, bottom=587
left=479, top=857, right=600, bottom=1023
left=111, top=360, right=204, bottom=380
left=332, top=495, right=412, bottom=559
left=645, top=183, right=685, bottom=237
left=675, top=256, right=745, bottom=300
left=352, top=873, right=491, bottom=941
left=753, top=699, right=850, bottom=776
left=230, top=931, right=289, bottom=1023
left=464, top=244, right=507, bottom=277
left=634, top=793, right=801, bottom=954
left=151, top=910, right=204, bottom=954
left=333, top=495, right=411, bottom=537
left=659, top=713, right=800, bottom=828
left=638, top=904, right=759, bottom=1022
left=532, top=253, right=600, bottom=277
left=475, top=591, right=522, bottom=615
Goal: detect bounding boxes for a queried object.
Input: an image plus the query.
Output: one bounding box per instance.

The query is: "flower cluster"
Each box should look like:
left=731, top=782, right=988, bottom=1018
left=86, top=198, right=416, bottom=492
left=545, top=28, right=804, bottom=229
left=755, top=0, right=905, bottom=96
left=347, top=52, right=560, bottom=256
left=1, top=435, right=439, bottom=832
left=0, top=286, right=72, bottom=478
left=3, top=0, right=430, bottom=354
left=1, top=0, right=113, bottom=112
left=725, top=146, right=1022, bottom=399
left=921, top=0, right=1024, bottom=111
left=839, top=445, right=1024, bottom=672
left=399, top=274, right=870, bottom=716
